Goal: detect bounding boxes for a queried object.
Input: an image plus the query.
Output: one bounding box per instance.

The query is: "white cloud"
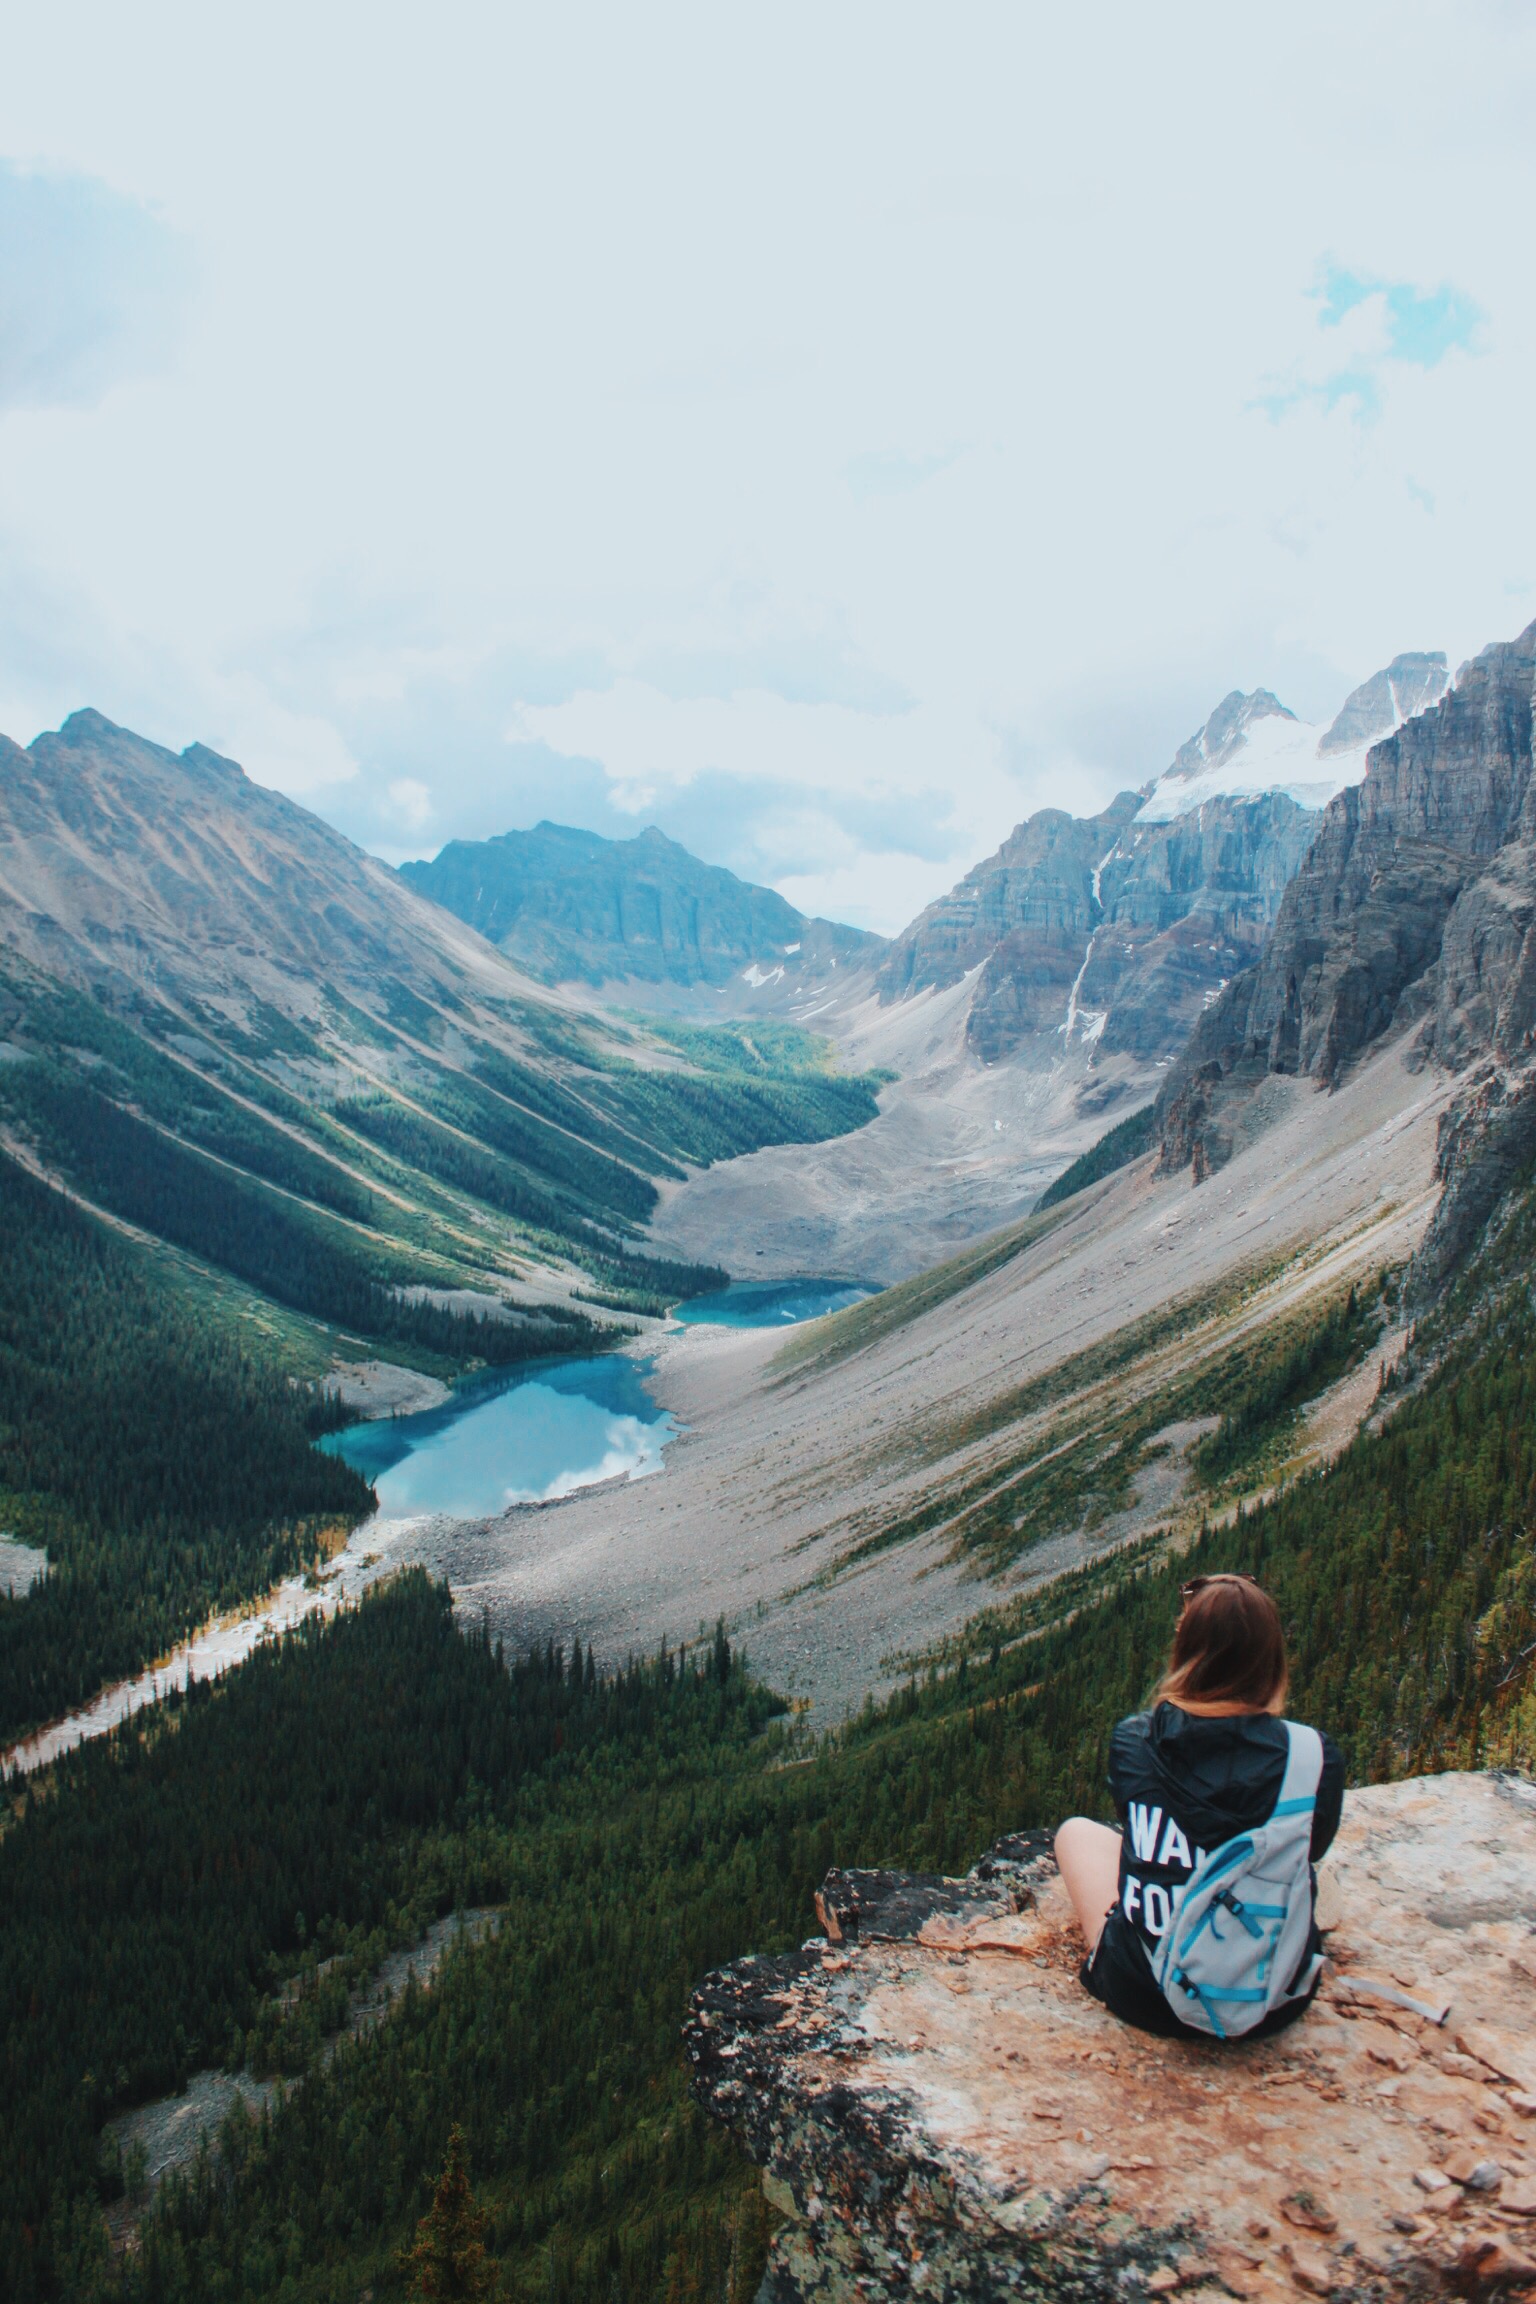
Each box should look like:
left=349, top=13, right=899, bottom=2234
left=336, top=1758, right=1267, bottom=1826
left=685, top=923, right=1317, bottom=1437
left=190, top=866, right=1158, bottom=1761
left=1251, top=259, right=1485, bottom=423
left=516, top=682, right=1043, bottom=929
left=520, top=683, right=938, bottom=803
left=776, top=853, right=957, bottom=938
left=845, top=447, right=965, bottom=502
left=387, top=776, right=434, bottom=829
left=0, top=2, right=1534, bottom=932
left=0, top=159, right=189, bottom=409
left=190, top=679, right=360, bottom=799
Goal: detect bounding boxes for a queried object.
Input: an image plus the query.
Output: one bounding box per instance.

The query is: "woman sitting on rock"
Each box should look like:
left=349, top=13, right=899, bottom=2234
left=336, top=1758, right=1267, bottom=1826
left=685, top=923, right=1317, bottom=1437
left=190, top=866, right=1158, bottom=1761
left=1055, top=1572, right=1344, bottom=2039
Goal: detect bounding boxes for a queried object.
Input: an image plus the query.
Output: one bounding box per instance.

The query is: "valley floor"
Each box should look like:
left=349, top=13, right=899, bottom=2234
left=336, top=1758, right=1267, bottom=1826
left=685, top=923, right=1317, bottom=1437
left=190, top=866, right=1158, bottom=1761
left=643, top=977, right=1157, bottom=1282
left=441, top=1036, right=1451, bottom=1716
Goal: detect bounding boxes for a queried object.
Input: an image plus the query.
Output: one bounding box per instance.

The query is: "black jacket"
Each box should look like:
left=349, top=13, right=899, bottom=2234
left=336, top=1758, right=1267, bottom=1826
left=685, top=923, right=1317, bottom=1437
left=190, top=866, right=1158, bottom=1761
left=1082, top=1703, right=1345, bottom=2039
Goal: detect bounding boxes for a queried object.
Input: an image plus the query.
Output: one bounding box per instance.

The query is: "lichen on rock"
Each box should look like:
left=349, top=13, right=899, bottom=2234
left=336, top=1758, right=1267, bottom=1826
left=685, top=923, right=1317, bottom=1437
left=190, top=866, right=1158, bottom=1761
left=687, top=1772, right=1536, bottom=2300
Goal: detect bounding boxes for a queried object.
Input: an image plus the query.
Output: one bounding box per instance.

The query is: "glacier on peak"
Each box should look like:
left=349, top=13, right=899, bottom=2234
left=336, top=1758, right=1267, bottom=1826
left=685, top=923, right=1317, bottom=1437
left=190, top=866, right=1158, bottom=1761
left=1135, top=650, right=1448, bottom=825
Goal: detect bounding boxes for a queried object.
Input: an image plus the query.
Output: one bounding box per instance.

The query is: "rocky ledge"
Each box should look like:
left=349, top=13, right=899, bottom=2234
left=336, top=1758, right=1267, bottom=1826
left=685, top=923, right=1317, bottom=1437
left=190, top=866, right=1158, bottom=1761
left=686, top=1772, right=1536, bottom=2301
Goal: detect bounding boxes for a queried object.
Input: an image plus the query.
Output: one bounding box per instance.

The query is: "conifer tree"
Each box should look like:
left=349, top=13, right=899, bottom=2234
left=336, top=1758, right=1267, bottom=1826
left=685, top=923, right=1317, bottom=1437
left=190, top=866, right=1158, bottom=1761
left=405, top=2126, right=496, bottom=2302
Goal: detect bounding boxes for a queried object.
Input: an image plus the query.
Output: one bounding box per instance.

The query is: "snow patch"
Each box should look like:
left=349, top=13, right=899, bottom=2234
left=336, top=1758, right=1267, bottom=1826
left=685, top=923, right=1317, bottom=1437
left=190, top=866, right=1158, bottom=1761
left=1059, top=941, right=1097, bottom=1048
left=1136, top=711, right=1377, bottom=822
left=1134, top=660, right=1442, bottom=825
left=1089, top=834, right=1121, bottom=912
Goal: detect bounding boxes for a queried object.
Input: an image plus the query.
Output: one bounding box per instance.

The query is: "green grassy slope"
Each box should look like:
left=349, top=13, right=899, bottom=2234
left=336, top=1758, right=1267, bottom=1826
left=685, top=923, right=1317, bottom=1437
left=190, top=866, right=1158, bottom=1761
left=0, top=959, right=886, bottom=1338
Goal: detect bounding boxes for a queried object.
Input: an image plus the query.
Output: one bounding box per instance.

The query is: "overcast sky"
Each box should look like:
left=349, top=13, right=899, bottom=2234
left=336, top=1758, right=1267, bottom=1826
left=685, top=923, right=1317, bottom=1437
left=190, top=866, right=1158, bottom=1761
left=2, top=4, right=1534, bottom=933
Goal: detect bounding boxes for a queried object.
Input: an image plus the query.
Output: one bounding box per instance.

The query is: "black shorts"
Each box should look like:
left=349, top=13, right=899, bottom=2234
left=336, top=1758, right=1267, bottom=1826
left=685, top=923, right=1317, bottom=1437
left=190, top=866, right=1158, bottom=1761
left=1080, top=1908, right=1317, bottom=2041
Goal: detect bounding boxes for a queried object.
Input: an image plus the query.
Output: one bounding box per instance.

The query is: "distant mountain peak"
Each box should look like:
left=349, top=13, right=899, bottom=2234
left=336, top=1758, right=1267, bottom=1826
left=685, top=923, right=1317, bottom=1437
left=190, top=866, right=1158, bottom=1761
left=1168, top=689, right=1298, bottom=782
left=50, top=710, right=250, bottom=791
left=57, top=706, right=123, bottom=740
left=401, top=819, right=882, bottom=993
left=181, top=741, right=247, bottom=785
left=1317, top=651, right=1448, bottom=756
left=1138, top=649, right=1446, bottom=826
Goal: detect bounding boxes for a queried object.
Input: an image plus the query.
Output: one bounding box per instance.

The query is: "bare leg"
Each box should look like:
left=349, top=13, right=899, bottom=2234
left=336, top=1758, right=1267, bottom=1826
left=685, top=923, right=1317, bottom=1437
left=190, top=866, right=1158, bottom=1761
left=1054, top=1818, right=1123, bottom=1953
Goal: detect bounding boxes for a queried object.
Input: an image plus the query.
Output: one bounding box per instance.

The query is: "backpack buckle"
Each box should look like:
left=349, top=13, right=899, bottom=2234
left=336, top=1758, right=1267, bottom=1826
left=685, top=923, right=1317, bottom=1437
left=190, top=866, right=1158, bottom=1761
left=1217, top=1890, right=1264, bottom=1941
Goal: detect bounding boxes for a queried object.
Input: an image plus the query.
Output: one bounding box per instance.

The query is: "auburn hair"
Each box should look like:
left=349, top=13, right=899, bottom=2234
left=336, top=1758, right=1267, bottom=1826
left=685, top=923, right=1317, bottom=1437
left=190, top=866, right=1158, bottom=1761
left=1157, top=1574, right=1289, bottom=1712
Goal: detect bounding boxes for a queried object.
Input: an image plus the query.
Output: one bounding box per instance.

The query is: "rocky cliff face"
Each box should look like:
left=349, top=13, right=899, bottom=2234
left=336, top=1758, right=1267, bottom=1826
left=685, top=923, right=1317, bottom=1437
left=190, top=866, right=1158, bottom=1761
left=1155, top=622, right=1536, bottom=1187
left=876, top=783, right=1320, bottom=1076
left=689, top=1772, right=1536, bottom=2302
left=1068, top=791, right=1323, bottom=1067
left=873, top=660, right=1445, bottom=1090
left=400, top=820, right=883, bottom=993
left=873, top=795, right=1142, bottom=1011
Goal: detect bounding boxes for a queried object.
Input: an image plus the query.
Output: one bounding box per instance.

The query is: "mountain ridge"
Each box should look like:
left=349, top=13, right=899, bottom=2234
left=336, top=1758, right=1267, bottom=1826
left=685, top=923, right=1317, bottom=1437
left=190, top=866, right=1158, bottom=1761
left=1137, top=650, right=1449, bottom=819
left=638, top=648, right=1458, bottom=1280
left=399, top=817, right=884, bottom=996
left=0, top=708, right=515, bottom=1016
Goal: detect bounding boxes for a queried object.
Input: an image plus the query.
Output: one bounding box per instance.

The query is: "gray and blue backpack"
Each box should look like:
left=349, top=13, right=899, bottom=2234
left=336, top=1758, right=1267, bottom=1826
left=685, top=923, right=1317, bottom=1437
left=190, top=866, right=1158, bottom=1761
left=1151, top=1720, right=1325, bottom=2039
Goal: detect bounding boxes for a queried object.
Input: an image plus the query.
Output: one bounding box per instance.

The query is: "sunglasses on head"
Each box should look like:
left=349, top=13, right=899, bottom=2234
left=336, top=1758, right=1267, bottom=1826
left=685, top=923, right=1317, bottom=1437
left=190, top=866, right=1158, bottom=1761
left=1180, top=1572, right=1262, bottom=1602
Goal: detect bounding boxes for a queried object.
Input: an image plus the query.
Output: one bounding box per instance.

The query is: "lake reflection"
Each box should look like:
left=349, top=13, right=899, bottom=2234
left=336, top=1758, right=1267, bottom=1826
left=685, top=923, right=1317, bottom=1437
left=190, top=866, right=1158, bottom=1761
left=320, top=1354, right=675, bottom=1518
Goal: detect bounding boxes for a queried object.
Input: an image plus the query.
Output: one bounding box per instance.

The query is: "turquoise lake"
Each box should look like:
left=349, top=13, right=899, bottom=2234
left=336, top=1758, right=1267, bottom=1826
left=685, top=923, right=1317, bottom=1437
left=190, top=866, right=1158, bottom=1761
left=673, top=1278, right=879, bottom=1328
left=318, top=1281, right=879, bottom=1521
left=320, top=1355, right=675, bottom=1519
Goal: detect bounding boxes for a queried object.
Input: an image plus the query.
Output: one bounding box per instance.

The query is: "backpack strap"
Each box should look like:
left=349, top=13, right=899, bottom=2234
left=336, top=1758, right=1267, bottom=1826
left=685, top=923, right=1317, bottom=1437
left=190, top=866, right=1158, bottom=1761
left=1271, top=1721, right=1324, bottom=1821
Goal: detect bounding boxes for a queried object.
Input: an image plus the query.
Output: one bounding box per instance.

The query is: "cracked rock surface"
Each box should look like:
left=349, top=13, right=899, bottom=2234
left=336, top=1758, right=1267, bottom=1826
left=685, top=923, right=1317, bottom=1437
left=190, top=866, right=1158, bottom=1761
left=686, top=1772, right=1536, bottom=2300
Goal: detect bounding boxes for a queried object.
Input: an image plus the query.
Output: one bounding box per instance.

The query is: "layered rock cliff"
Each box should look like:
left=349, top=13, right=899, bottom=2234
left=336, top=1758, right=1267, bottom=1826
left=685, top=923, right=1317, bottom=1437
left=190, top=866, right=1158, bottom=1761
left=874, top=783, right=1321, bottom=1077
left=873, top=795, right=1141, bottom=1008
left=874, top=659, right=1446, bottom=1087
left=1066, top=791, right=1322, bottom=1068
left=1155, top=621, right=1536, bottom=1193
left=400, top=820, right=883, bottom=992
left=689, top=1771, right=1536, bottom=2302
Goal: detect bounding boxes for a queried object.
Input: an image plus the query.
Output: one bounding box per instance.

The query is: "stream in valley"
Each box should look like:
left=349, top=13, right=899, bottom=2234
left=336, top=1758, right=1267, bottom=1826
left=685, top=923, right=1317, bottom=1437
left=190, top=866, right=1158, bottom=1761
left=4, top=1278, right=875, bottom=1776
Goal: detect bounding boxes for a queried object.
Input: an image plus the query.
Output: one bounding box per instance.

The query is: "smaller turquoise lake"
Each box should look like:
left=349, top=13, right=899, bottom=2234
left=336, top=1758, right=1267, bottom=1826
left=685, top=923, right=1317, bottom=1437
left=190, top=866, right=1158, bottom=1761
left=320, top=1355, right=674, bottom=1519
left=674, top=1278, right=879, bottom=1328
left=319, top=1281, right=879, bottom=1521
